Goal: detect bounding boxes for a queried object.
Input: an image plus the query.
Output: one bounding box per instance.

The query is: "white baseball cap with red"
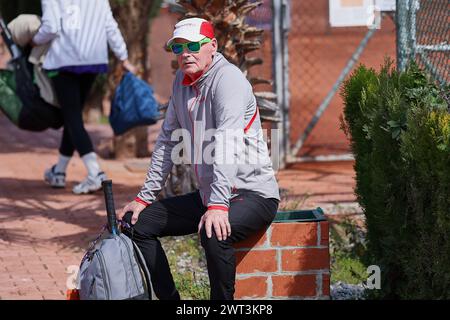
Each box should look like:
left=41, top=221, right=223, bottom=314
left=166, top=17, right=215, bottom=48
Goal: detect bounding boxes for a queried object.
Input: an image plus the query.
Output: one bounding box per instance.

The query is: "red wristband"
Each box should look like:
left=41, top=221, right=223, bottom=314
left=207, top=205, right=229, bottom=212
left=135, top=197, right=151, bottom=207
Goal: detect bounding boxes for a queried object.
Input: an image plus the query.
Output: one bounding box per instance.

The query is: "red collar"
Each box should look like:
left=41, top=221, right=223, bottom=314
left=182, top=71, right=204, bottom=86
left=182, top=62, right=213, bottom=86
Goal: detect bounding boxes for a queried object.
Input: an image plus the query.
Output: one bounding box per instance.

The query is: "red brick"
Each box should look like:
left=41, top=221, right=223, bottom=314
left=320, top=221, right=329, bottom=246
left=36, top=280, right=59, bottom=292
left=42, top=292, right=65, bottom=300
left=0, top=251, right=20, bottom=258
left=234, top=229, right=267, bottom=249
left=26, top=265, right=50, bottom=273
left=21, top=293, right=44, bottom=300
left=281, top=248, right=330, bottom=271
left=272, top=275, right=317, bottom=297
left=18, top=286, right=41, bottom=296
left=235, top=277, right=268, bottom=299
left=1, top=286, right=19, bottom=293
left=0, top=271, right=11, bottom=280
left=3, top=262, right=25, bottom=269
left=2, top=256, right=25, bottom=264
left=271, top=222, right=318, bottom=247
left=322, top=274, right=330, bottom=296
left=5, top=295, right=33, bottom=300
left=236, top=250, right=277, bottom=274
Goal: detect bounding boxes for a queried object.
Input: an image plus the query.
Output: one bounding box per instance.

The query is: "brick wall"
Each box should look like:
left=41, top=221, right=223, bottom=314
left=234, top=220, right=330, bottom=300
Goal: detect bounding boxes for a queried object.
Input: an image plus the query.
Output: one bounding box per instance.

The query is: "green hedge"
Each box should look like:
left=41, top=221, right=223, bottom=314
left=341, top=60, right=450, bottom=299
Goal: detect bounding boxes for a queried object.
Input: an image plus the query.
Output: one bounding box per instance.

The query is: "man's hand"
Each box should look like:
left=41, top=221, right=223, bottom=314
left=198, top=209, right=231, bottom=241
left=117, top=200, right=148, bottom=225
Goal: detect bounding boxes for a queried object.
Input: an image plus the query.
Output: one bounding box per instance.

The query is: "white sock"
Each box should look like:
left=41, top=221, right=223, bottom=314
left=82, top=152, right=101, bottom=178
left=55, top=154, right=71, bottom=173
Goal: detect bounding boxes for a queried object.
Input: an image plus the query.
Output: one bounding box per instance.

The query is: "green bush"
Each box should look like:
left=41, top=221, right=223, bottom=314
left=341, top=60, right=450, bottom=299
left=330, top=218, right=368, bottom=286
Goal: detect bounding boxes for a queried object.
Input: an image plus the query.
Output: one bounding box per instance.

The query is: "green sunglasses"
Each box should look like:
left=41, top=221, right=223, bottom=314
left=169, top=38, right=212, bottom=55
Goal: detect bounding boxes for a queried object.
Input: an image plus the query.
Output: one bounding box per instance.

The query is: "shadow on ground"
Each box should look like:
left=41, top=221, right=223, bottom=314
left=0, top=177, right=137, bottom=252
left=0, top=115, right=114, bottom=158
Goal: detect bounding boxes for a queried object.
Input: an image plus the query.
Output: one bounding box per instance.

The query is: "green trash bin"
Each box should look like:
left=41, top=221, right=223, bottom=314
left=273, top=207, right=326, bottom=223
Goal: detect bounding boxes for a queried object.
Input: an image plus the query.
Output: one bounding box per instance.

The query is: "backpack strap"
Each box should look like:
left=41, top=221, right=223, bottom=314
left=132, top=240, right=153, bottom=300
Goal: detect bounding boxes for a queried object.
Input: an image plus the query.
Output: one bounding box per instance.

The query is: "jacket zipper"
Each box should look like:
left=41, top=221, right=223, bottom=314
left=189, top=85, right=202, bottom=201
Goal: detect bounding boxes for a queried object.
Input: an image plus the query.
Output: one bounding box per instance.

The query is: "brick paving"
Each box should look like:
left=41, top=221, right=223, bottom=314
left=0, top=114, right=357, bottom=300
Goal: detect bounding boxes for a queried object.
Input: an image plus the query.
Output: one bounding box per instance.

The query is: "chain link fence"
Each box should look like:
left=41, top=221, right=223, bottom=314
left=285, top=0, right=396, bottom=160
left=397, top=0, right=449, bottom=87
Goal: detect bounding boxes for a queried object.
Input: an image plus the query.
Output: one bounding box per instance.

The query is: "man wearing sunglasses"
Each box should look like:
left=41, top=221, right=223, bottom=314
left=119, top=17, right=280, bottom=300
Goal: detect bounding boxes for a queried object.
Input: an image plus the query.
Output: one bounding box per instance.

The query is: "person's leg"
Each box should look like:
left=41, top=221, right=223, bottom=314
left=200, top=192, right=279, bottom=300
left=122, top=191, right=207, bottom=300
left=76, top=73, right=107, bottom=187
left=53, top=74, right=76, bottom=170
left=79, top=73, right=97, bottom=106
left=52, top=72, right=95, bottom=158
left=44, top=73, right=79, bottom=188
left=59, top=129, right=75, bottom=158
left=52, top=72, right=107, bottom=193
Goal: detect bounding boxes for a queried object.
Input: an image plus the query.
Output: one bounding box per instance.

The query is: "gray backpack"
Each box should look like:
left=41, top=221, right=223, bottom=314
left=77, top=180, right=153, bottom=300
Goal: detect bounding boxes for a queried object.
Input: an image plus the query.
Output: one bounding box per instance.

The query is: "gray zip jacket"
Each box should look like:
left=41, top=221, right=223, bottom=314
left=137, top=53, right=280, bottom=211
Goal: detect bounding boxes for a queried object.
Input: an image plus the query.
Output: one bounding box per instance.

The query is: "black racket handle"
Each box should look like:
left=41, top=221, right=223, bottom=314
left=102, top=180, right=119, bottom=235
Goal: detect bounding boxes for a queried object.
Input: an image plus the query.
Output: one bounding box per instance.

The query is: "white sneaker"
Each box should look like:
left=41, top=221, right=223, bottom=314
left=72, top=172, right=107, bottom=195
left=44, top=165, right=66, bottom=188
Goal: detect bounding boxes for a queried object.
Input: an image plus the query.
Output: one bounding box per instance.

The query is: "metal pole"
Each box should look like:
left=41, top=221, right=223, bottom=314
left=281, top=0, right=290, bottom=167
left=272, top=0, right=290, bottom=169
left=396, top=0, right=410, bottom=71
left=409, top=0, right=419, bottom=60
left=272, top=0, right=284, bottom=169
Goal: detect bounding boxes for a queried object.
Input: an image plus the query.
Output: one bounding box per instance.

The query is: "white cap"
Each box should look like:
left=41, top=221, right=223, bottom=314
left=166, top=17, right=215, bottom=48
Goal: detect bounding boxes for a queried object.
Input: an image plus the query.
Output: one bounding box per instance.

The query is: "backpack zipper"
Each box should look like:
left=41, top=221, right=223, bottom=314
left=96, top=250, right=111, bottom=300
left=119, top=235, right=140, bottom=295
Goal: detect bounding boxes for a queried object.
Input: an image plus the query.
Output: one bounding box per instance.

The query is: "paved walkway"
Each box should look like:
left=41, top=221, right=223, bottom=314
left=0, top=115, right=357, bottom=300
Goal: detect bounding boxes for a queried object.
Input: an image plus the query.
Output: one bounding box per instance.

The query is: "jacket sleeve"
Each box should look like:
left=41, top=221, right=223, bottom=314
left=32, top=0, right=60, bottom=45
left=104, top=0, right=128, bottom=61
left=136, top=97, right=180, bottom=203
left=207, top=67, right=250, bottom=211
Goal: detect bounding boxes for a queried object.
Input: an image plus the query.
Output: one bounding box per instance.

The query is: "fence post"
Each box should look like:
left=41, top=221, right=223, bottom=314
left=272, top=0, right=290, bottom=169
left=396, top=0, right=410, bottom=71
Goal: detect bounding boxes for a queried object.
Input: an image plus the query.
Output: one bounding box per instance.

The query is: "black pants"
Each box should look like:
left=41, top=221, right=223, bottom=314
left=123, top=190, right=279, bottom=300
left=51, top=72, right=97, bottom=157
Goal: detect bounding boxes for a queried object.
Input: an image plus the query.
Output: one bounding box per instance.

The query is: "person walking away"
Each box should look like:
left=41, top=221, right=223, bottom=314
left=32, top=0, right=136, bottom=194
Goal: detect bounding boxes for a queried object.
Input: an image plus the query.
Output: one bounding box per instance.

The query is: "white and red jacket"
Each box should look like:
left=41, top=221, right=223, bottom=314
left=136, top=53, right=280, bottom=212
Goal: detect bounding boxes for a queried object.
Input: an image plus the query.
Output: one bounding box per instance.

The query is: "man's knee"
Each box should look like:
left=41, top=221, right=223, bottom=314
left=122, top=211, right=157, bottom=240
left=200, top=227, right=223, bottom=250
left=200, top=227, right=233, bottom=251
left=199, top=227, right=211, bottom=247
